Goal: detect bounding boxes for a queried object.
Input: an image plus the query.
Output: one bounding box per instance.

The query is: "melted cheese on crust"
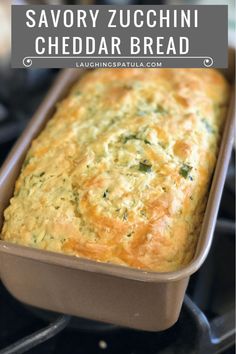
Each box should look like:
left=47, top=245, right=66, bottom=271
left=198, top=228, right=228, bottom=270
left=2, top=68, right=230, bottom=272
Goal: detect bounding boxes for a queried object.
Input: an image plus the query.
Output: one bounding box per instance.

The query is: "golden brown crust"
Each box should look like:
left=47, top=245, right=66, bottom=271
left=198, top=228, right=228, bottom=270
left=2, top=68, right=230, bottom=272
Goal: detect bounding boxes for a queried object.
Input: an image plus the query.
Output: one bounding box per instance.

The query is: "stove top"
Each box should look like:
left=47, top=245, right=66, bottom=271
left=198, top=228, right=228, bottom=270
left=0, top=69, right=235, bottom=354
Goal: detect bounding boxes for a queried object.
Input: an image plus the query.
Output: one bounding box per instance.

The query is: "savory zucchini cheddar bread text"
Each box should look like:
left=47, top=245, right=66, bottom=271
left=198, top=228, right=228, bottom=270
left=2, top=69, right=230, bottom=272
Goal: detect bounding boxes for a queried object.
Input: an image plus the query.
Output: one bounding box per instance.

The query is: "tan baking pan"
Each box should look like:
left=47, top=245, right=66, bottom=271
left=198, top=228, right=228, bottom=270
left=0, top=55, right=235, bottom=331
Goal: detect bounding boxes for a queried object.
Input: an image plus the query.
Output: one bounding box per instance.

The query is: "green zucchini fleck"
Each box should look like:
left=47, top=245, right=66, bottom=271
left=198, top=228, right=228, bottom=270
left=144, top=139, right=151, bottom=145
left=179, top=164, right=192, bottom=179
left=201, top=118, right=215, bottom=134
left=123, top=209, right=128, bottom=221
left=126, top=232, right=134, bottom=238
left=155, top=105, right=168, bottom=115
left=103, top=189, right=109, bottom=198
left=139, top=161, right=152, bottom=173
left=123, top=134, right=151, bottom=146
left=23, top=157, right=31, bottom=168
left=123, top=134, right=138, bottom=143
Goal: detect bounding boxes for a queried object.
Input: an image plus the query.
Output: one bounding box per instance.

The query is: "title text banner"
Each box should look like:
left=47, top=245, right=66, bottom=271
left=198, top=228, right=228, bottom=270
left=11, top=5, right=228, bottom=68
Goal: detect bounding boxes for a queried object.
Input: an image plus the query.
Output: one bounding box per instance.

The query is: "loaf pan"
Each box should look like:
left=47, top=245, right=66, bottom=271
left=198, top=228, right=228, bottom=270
left=0, top=56, right=235, bottom=331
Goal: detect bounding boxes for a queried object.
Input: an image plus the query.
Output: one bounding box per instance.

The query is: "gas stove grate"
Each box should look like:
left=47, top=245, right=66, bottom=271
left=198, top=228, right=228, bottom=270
left=0, top=294, right=234, bottom=354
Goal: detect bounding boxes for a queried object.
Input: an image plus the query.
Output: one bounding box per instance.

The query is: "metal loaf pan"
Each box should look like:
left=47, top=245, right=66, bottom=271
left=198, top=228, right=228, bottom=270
left=0, top=55, right=235, bottom=331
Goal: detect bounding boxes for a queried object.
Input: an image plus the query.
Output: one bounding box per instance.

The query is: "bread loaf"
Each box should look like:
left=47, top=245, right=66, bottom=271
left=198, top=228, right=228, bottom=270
left=2, top=68, right=230, bottom=272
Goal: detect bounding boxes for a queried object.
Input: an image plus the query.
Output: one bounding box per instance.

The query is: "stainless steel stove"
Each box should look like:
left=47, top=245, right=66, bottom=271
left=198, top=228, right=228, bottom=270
left=0, top=69, right=235, bottom=354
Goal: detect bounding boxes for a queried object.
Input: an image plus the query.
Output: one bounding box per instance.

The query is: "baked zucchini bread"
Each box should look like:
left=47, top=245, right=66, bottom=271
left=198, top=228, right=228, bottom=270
left=2, top=68, right=230, bottom=272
